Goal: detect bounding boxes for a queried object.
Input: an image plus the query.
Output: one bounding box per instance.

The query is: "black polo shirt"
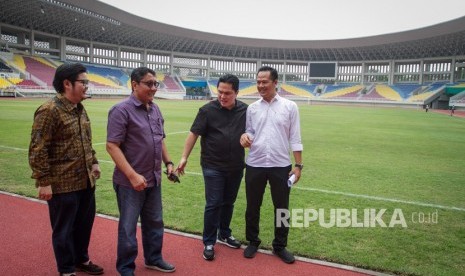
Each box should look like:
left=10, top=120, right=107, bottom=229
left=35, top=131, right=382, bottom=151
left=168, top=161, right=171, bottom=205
left=190, top=99, right=248, bottom=171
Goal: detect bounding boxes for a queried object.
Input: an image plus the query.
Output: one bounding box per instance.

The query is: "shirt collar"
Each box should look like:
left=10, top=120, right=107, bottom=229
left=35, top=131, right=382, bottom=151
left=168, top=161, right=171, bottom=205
left=260, top=93, right=280, bottom=104
left=129, top=93, right=153, bottom=108
left=57, top=93, right=80, bottom=112
left=216, top=99, right=238, bottom=110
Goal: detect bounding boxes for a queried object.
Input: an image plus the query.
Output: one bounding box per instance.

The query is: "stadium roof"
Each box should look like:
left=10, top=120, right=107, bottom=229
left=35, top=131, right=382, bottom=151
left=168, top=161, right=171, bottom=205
left=1, top=0, right=465, bottom=61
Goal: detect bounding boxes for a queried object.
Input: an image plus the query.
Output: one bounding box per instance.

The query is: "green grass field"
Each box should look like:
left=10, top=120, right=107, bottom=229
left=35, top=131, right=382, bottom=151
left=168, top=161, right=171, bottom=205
left=1, top=98, right=464, bottom=275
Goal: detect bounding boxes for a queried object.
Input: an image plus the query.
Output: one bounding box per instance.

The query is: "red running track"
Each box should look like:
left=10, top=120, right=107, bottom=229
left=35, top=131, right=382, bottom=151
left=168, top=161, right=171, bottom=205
left=0, top=192, right=379, bottom=276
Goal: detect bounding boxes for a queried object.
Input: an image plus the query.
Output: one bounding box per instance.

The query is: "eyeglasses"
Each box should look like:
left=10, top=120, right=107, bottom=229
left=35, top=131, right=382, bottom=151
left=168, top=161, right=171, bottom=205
left=75, top=79, right=89, bottom=86
left=140, top=81, right=160, bottom=88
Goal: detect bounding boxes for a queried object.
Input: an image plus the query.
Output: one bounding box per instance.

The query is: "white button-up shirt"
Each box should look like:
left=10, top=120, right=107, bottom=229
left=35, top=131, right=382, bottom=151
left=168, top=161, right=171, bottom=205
left=245, top=94, right=303, bottom=167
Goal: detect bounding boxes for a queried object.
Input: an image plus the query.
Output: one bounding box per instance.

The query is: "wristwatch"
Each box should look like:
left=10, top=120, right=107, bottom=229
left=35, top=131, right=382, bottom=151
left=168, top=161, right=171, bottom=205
left=164, top=161, right=174, bottom=167
left=295, top=163, right=304, bottom=170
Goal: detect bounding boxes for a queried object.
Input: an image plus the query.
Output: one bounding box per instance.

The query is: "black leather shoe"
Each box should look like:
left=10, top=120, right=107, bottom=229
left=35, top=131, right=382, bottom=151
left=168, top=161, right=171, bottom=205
left=243, top=245, right=258, bottom=258
left=218, top=235, right=241, bottom=249
left=203, top=245, right=215, bottom=260
left=145, top=260, right=176, bottom=273
left=75, top=261, right=104, bottom=275
left=273, top=248, right=295, bottom=264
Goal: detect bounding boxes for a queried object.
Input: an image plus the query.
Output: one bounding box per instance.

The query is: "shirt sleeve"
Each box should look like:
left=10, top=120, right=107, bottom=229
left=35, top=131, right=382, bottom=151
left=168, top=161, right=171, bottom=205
left=190, top=107, right=208, bottom=136
left=289, top=102, right=303, bottom=152
left=84, top=110, right=99, bottom=165
left=245, top=104, right=255, bottom=139
left=28, top=105, right=55, bottom=186
left=107, top=105, right=128, bottom=144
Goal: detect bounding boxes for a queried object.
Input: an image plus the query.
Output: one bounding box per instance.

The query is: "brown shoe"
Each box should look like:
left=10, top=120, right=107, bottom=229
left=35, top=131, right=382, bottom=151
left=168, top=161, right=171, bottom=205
left=75, top=261, right=104, bottom=275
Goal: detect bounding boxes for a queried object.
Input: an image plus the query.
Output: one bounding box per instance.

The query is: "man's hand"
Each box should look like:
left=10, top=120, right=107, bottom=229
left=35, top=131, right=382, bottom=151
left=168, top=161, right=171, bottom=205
left=290, top=168, right=302, bottom=185
left=38, top=185, right=53, bottom=201
left=164, top=171, right=180, bottom=183
left=165, top=162, right=180, bottom=183
left=129, top=173, right=147, bottom=191
left=240, top=133, right=253, bottom=148
left=176, top=157, right=187, bottom=176
left=91, top=164, right=101, bottom=180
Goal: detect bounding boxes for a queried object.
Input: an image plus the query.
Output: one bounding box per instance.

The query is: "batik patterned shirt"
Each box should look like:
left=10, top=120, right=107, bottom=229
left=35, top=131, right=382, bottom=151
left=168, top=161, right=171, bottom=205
left=29, top=94, right=98, bottom=193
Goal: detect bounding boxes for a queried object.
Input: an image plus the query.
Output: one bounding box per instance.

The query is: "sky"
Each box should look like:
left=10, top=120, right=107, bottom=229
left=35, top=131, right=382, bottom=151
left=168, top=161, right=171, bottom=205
left=98, top=0, right=465, bottom=40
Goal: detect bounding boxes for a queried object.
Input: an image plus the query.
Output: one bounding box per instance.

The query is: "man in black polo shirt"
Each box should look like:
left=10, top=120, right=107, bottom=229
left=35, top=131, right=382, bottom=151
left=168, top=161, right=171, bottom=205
left=177, top=74, right=247, bottom=261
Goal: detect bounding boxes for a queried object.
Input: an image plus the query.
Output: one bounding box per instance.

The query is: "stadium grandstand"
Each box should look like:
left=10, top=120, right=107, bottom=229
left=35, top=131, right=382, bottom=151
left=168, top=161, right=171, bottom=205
left=1, top=0, right=465, bottom=109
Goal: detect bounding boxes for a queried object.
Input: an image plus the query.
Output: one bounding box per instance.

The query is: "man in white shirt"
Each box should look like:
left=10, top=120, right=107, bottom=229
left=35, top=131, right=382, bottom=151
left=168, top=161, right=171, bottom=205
left=240, top=66, right=303, bottom=264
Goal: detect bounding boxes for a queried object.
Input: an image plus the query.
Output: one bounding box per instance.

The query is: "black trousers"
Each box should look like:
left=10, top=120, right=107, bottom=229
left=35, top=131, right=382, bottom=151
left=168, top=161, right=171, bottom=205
left=245, top=165, right=291, bottom=251
left=47, top=183, right=96, bottom=274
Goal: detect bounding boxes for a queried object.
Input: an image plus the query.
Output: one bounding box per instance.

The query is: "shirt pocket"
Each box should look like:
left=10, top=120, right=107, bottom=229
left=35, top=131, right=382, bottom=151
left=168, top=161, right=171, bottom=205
left=149, top=116, right=164, bottom=136
left=272, top=109, right=290, bottom=128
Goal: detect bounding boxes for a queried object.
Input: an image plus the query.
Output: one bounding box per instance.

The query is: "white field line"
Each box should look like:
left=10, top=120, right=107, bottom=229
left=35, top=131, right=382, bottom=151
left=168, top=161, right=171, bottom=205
left=293, top=186, right=465, bottom=212
left=0, top=145, right=28, bottom=151
left=98, top=159, right=203, bottom=176
left=93, top=131, right=189, bottom=146
left=165, top=131, right=190, bottom=135
left=2, top=144, right=463, bottom=212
